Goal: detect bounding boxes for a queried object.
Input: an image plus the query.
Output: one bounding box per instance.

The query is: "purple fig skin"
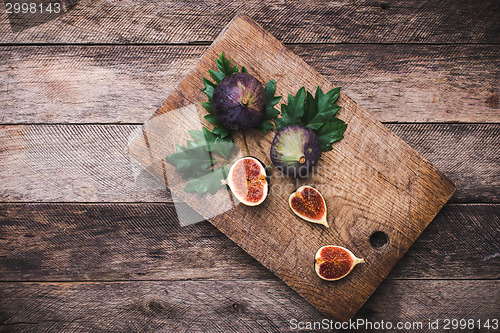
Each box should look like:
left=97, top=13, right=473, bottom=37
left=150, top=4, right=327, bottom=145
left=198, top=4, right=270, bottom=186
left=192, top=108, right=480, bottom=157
left=212, top=73, right=266, bottom=130
left=270, top=124, right=321, bottom=178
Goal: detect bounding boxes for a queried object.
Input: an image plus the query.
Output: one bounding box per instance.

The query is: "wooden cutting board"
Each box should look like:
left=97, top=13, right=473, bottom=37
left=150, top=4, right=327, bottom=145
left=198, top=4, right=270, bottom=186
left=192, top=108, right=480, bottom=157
left=128, top=14, right=456, bottom=321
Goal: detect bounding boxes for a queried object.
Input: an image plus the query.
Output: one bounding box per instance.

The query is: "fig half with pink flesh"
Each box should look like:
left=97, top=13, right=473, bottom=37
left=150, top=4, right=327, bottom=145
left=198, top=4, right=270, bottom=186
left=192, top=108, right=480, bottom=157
left=227, top=156, right=269, bottom=206
left=289, top=185, right=328, bottom=227
left=315, top=245, right=364, bottom=281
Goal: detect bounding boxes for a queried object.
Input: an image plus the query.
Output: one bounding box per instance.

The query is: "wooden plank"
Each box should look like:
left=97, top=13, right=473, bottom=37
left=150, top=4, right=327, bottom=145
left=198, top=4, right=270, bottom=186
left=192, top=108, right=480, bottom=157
left=386, top=123, right=500, bottom=204
left=292, top=44, right=500, bottom=124
left=127, top=14, right=456, bottom=321
left=0, top=44, right=498, bottom=124
left=0, top=203, right=272, bottom=282
left=0, top=280, right=497, bottom=331
left=0, top=0, right=498, bottom=44
left=0, top=124, right=497, bottom=203
left=0, top=125, right=171, bottom=202
left=356, top=280, right=499, bottom=325
left=0, top=203, right=498, bottom=282
left=0, top=45, right=205, bottom=124
left=389, top=203, right=500, bottom=280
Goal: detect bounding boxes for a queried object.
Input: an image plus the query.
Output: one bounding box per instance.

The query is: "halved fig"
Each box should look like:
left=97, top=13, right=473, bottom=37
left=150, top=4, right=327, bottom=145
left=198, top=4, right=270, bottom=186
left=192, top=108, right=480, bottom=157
left=227, top=156, right=269, bottom=206
left=315, top=245, right=364, bottom=281
left=289, top=185, right=328, bottom=227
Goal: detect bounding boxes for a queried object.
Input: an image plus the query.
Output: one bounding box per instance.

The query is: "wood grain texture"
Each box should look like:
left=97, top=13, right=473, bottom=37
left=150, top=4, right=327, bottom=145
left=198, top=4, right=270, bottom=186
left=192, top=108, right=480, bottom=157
left=0, top=280, right=498, bottom=332
left=0, top=203, right=498, bottom=282
left=0, top=45, right=204, bottom=124
left=0, top=124, right=497, bottom=203
left=386, top=123, right=500, bottom=203
left=0, top=125, right=170, bottom=202
left=294, top=44, right=500, bottom=123
left=0, top=44, right=498, bottom=124
left=355, top=280, right=499, bottom=325
left=127, top=15, right=456, bottom=321
left=0, top=0, right=498, bottom=44
left=0, top=0, right=496, bottom=329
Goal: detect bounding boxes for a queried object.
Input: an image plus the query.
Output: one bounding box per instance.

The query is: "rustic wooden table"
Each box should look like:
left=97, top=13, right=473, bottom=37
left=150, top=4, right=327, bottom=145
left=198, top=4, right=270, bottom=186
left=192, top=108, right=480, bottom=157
left=0, top=1, right=498, bottom=332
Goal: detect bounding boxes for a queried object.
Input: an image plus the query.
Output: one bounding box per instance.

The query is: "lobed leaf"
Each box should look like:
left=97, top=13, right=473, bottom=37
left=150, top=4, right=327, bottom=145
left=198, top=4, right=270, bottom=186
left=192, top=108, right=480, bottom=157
left=202, top=78, right=216, bottom=101
left=208, top=69, right=225, bottom=84
left=204, top=113, right=218, bottom=124
left=184, top=166, right=229, bottom=196
left=211, top=125, right=232, bottom=138
left=264, top=79, right=282, bottom=121
left=275, top=87, right=306, bottom=130
left=315, top=118, right=348, bottom=152
left=201, top=101, right=213, bottom=114
left=211, top=137, right=234, bottom=158
left=303, top=87, right=342, bottom=131
left=256, top=120, right=275, bottom=133
left=165, top=126, right=235, bottom=195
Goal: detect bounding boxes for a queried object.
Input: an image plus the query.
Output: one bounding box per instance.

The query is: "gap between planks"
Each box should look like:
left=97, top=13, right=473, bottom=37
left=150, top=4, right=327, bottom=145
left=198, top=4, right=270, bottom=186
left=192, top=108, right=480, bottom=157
left=0, top=277, right=496, bottom=283
left=2, top=42, right=500, bottom=47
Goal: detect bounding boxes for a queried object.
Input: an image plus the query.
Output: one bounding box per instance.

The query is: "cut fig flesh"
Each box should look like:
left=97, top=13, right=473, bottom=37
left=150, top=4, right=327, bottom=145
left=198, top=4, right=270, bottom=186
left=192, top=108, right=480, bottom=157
left=315, top=245, right=364, bottom=281
left=227, top=156, right=268, bottom=206
left=289, top=185, right=328, bottom=227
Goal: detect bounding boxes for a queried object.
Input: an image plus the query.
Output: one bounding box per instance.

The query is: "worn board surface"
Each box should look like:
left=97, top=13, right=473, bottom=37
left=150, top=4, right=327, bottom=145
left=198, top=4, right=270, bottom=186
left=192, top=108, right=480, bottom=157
left=128, top=14, right=456, bottom=321
left=1, top=44, right=498, bottom=124
left=1, top=0, right=498, bottom=44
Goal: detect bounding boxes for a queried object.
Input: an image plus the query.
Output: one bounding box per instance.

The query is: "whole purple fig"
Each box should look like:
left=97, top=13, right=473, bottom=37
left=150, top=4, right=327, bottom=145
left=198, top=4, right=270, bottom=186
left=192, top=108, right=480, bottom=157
left=211, top=73, right=266, bottom=130
left=270, top=124, right=321, bottom=178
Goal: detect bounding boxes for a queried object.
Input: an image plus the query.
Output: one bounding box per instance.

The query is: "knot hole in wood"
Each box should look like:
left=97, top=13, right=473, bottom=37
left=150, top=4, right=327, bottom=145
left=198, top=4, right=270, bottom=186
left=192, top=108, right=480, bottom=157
left=370, top=231, right=389, bottom=249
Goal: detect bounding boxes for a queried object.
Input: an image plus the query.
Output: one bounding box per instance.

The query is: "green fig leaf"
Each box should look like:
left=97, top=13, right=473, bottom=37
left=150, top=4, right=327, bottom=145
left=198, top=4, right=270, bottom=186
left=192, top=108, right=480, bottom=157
left=315, top=118, right=348, bottom=152
left=184, top=166, right=229, bottom=195
left=202, top=78, right=216, bottom=102
left=275, top=87, right=306, bottom=130
left=208, top=69, right=225, bottom=84
left=275, top=85, right=346, bottom=151
left=201, top=102, right=213, bottom=114
left=256, top=120, right=275, bottom=133
left=204, top=113, right=219, bottom=124
left=165, top=128, right=235, bottom=196
left=302, top=86, right=341, bottom=131
left=264, top=79, right=282, bottom=119
left=211, top=125, right=232, bottom=138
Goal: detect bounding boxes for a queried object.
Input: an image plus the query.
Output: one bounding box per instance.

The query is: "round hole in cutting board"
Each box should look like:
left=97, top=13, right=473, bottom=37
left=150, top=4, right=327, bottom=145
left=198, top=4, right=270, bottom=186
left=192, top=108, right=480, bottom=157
left=370, top=231, right=389, bottom=248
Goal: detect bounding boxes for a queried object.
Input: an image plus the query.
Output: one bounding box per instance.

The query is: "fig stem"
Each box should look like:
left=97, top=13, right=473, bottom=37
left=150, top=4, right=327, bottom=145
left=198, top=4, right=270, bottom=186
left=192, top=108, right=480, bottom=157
left=242, top=130, right=250, bottom=156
